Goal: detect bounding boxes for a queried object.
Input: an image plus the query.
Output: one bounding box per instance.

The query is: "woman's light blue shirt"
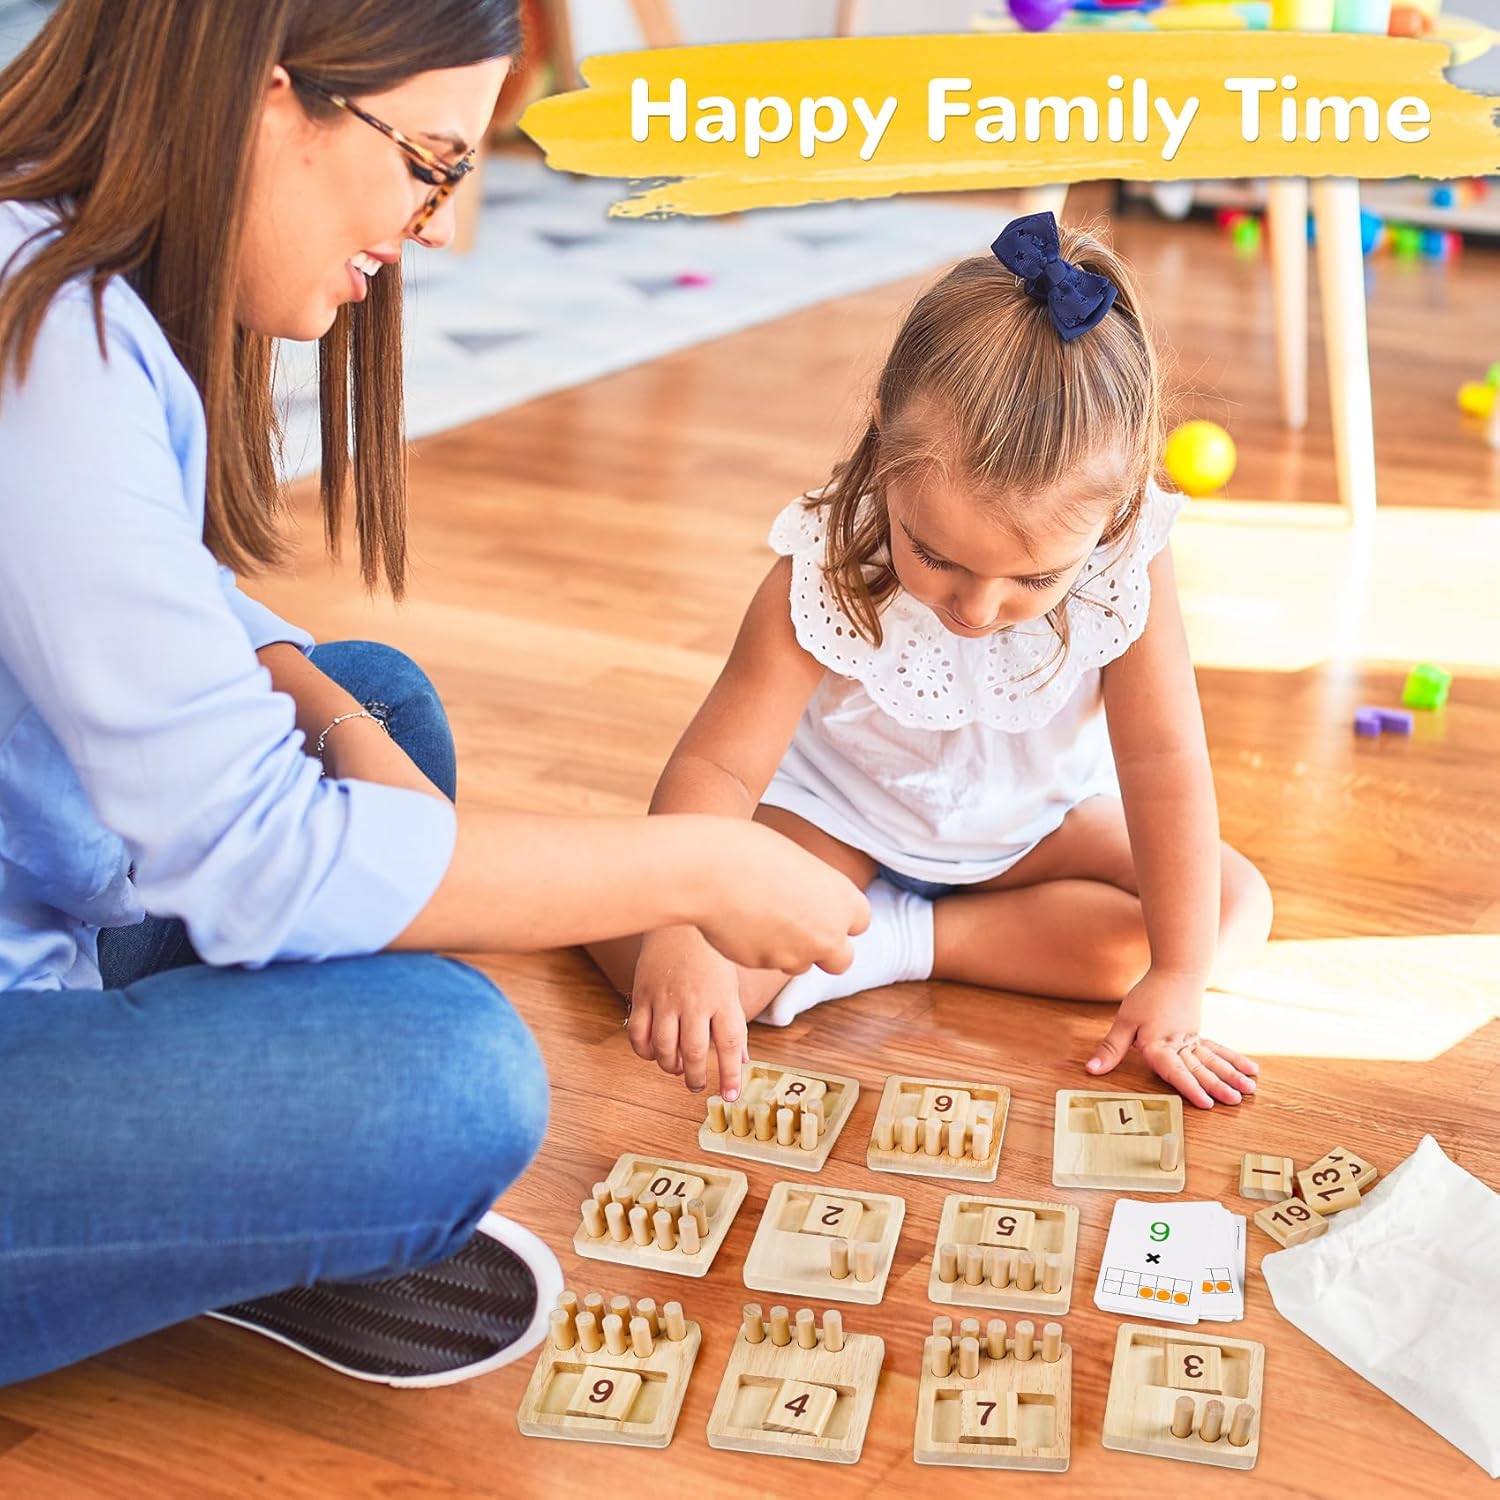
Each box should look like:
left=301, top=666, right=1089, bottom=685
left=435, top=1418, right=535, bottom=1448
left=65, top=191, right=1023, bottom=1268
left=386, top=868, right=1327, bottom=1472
left=0, top=201, right=457, bottom=991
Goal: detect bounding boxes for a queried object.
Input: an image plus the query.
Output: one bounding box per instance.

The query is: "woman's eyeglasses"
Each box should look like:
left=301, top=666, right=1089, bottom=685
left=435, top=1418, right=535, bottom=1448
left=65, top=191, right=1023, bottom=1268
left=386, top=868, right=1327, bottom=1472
left=294, top=76, right=476, bottom=238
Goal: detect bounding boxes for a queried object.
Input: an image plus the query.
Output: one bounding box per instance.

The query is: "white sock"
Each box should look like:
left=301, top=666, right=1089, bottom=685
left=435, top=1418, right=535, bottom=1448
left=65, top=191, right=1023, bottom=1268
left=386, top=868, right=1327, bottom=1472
left=762, top=878, right=936, bottom=1027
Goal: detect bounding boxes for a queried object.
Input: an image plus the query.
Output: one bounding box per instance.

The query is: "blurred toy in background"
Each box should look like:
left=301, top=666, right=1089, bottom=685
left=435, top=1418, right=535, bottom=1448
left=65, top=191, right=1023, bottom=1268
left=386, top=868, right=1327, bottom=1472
left=1164, top=420, right=1237, bottom=498
left=1008, top=0, right=1073, bottom=27
left=1456, top=363, right=1500, bottom=419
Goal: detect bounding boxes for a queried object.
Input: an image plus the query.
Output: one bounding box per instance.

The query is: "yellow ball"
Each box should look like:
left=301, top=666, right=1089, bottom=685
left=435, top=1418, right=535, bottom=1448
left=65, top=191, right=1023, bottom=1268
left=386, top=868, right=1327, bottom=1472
left=1458, top=381, right=1496, bottom=418
left=1163, top=420, right=1237, bottom=498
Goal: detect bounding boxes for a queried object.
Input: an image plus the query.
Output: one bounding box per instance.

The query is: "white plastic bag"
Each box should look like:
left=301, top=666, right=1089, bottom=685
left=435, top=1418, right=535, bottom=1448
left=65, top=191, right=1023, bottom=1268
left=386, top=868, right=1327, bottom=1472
left=1262, top=1135, right=1500, bottom=1478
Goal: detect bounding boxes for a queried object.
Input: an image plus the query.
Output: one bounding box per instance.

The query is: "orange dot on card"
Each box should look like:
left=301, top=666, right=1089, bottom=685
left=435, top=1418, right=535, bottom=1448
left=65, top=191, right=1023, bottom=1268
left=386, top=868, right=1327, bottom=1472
left=1156, top=1290, right=1172, bottom=1302
left=1216, top=1281, right=1232, bottom=1293
left=1138, top=1288, right=1154, bottom=1299
left=1201, top=1280, right=1213, bottom=1292
left=1174, top=1293, right=1190, bottom=1304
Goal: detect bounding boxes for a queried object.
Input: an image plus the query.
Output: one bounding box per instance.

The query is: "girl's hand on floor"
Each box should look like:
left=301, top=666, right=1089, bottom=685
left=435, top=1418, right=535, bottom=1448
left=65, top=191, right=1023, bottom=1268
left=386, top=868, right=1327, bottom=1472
left=628, top=926, right=751, bottom=1101
left=1086, top=970, right=1260, bottom=1109
left=693, top=821, right=869, bottom=976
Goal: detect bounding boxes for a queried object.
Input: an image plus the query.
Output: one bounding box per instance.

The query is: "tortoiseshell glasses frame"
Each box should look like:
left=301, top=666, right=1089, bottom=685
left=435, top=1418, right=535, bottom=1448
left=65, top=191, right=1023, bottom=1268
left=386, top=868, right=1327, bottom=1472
left=294, top=76, right=477, bottom=238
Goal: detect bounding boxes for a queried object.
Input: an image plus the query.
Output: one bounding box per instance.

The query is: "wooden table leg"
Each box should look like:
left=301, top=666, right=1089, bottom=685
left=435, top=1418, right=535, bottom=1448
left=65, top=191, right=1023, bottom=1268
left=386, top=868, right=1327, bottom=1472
left=1311, top=176, right=1377, bottom=522
left=1268, top=177, right=1309, bottom=432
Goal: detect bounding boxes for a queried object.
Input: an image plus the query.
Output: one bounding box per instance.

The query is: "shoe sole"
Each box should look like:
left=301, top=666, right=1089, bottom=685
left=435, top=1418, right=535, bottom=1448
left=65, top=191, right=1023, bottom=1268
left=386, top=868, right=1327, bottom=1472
left=208, top=1211, right=563, bottom=1388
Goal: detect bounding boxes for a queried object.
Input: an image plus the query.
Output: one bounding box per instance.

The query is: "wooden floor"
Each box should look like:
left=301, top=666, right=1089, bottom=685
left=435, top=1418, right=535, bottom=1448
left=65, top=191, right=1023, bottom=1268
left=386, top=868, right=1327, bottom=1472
left=3, top=192, right=1498, bottom=1498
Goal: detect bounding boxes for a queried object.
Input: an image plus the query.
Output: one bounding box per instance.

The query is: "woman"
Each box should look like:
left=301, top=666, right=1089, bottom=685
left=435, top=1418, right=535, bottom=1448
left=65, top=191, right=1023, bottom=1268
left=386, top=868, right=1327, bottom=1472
left=0, top=0, right=868, bottom=1389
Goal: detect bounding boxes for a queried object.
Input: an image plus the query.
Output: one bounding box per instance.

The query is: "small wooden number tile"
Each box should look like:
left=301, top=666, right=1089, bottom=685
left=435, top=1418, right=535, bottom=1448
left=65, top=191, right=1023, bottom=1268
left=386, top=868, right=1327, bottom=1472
left=1100, top=1099, right=1148, bottom=1135
left=1239, top=1153, right=1294, bottom=1202
left=641, top=1170, right=705, bottom=1206
left=1296, top=1163, right=1361, bottom=1214
left=763, top=1379, right=838, bottom=1437
left=802, top=1194, right=863, bottom=1239
left=1165, top=1343, right=1223, bottom=1394
left=920, top=1087, right=971, bottom=1122
left=772, top=1074, right=828, bottom=1108
left=980, top=1207, right=1035, bottom=1249
left=1310, top=1146, right=1378, bottom=1193
left=1253, top=1196, right=1328, bottom=1248
left=565, top=1369, right=643, bottom=1423
left=959, top=1390, right=1019, bottom=1444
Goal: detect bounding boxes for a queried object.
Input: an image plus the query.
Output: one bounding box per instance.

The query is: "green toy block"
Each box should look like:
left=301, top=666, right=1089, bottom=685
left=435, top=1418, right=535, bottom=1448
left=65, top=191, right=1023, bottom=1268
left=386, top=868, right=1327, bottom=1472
left=1402, top=662, right=1452, bottom=710
left=1487, top=362, right=1500, bottom=388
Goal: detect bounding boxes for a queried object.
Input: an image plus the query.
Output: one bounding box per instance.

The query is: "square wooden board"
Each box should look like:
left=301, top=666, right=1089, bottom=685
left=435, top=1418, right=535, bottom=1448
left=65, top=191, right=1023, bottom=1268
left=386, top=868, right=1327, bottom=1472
left=928, top=1193, right=1081, bottom=1316
left=743, top=1180, right=907, bottom=1306
left=1101, top=1323, right=1264, bottom=1469
left=699, top=1060, right=860, bottom=1172
left=1052, top=1090, right=1186, bottom=1192
left=573, top=1153, right=747, bottom=1278
left=866, top=1074, right=1011, bottom=1181
left=706, top=1312, right=885, bottom=1464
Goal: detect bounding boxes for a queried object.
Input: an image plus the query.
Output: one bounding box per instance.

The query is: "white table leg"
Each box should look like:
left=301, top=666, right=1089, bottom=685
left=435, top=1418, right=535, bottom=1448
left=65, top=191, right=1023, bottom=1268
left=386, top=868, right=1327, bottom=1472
left=1268, top=178, right=1309, bottom=432
left=1311, top=176, right=1377, bottom=522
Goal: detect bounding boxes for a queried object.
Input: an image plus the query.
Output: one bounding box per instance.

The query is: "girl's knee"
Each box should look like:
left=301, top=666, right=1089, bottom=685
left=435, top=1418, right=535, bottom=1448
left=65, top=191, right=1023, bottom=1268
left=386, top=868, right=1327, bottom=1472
left=1222, top=849, right=1274, bottom=945
left=1094, top=897, right=1152, bottom=999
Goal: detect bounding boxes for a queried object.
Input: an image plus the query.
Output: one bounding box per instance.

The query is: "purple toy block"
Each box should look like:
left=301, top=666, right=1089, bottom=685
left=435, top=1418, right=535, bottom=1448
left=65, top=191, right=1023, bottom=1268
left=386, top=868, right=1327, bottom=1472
left=1353, top=710, right=1382, bottom=736
left=1374, top=708, right=1414, bottom=734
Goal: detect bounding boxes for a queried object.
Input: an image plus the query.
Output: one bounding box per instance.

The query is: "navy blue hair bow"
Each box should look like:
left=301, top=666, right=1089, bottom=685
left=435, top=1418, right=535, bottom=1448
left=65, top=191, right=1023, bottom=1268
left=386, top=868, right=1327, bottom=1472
left=991, top=211, right=1118, bottom=343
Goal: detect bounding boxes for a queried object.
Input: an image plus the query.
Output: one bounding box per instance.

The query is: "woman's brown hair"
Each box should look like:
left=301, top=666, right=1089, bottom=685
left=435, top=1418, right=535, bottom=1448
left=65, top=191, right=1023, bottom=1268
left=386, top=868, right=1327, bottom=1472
left=815, top=220, right=1165, bottom=661
left=0, top=0, right=520, bottom=597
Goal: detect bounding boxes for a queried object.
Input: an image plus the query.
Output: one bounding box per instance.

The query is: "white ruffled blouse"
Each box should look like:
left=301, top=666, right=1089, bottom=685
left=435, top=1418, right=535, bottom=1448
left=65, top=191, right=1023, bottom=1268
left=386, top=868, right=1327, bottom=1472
left=760, top=481, right=1185, bottom=885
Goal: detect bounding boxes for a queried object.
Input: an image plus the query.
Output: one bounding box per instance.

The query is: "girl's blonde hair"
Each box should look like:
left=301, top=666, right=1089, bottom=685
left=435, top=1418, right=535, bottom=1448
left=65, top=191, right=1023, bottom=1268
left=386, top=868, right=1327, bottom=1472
left=813, top=220, right=1164, bottom=658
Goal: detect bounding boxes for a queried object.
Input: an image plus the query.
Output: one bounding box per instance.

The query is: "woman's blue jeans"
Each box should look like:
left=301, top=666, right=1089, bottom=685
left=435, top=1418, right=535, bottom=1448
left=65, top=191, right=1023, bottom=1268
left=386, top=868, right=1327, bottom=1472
left=0, top=641, right=549, bottom=1386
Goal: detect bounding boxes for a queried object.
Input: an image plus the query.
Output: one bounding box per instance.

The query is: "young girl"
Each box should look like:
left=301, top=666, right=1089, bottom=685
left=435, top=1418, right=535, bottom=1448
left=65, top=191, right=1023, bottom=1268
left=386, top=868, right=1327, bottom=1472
left=592, top=212, right=1272, bottom=1112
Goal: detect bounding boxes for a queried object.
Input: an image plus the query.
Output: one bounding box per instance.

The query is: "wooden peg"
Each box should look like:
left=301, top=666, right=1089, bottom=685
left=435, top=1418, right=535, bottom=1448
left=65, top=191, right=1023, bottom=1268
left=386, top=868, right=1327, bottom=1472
left=829, top=1237, right=851, bottom=1280
left=614, top=1186, right=635, bottom=1217
left=822, top=1309, right=844, bottom=1353
left=581, top=1199, right=607, bottom=1238
left=742, top=1304, right=765, bottom=1343
left=876, top=1117, right=896, bottom=1151
left=962, top=1247, right=985, bottom=1286
left=1200, top=1399, right=1225, bottom=1443
left=986, top=1319, right=1008, bottom=1359
left=557, top=1290, right=580, bottom=1319
left=926, top=1334, right=953, bottom=1377
left=932, top=1315, right=954, bottom=1339
left=938, top=1242, right=960, bottom=1284
left=853, top=1242, right=877, bottom=1283
left=1228, top=1402, right=1256, bottom=1447
left=635, top=1297, right=660, bottom=1335
left=550, top=1308, right=576, bottom=1351
left=608, top=1295, right=632, bottom=1325
left=629, top=1315, right=654, bottom=1358
left=707, top=1095, right=729, bottom=1133
left=603, top=1201, right=629, bottom=1242
left=795, top=1309, right=818, bottom=1349
left=899, top=1115, right=920, bottom=1153
left=602, top=1313, right=628, bottom=1356
left=753, top=1101, right=774, bottom=1141
left=959, top=1317, right=981, bottom=1341
left=1043, top=1254, right=1063, bottom=1294
left=923, top=1115, right=945, bottom=1156
left=1160, top=1132, right=1181, bottom=1172
left=1172, top=1394, right=1196, bottom=1438
left=1013, top=1320, right=1035, bottom=1361
left=687, top=1198, right=709, bottom=1237
left=590, top=1182, right=612, bottom=1209
left=769, top=1306, right=792, bottom=1347
left=652, top=1209, right=677, bottom=1251
left=1016, top=1251, right=1037, bottom=1291
left=662, top=1301, right=687, bottom=1342
left=730, top=1099, right=750, bottom=1137
left=576, top=1310, right=602, bottom=1353
left=582, top=1292, right=606, bottom=1321
left=958, top=1336, right=980, bottom=1378
left=799, top=1110, right=819, bottom=1151
left=677, top=1212, right=702, bottom=1255
left=946, top=1119, right=967, bottom=1157
left=989, top=1250, right=1014, bottom=1288
left=776, top=1107, right=795, bottom=1146
left=637, top=1192, right=659, bottom=1220
left=970, top=1122, right=993, bottom=1162
left=1042, top=1322, right=1062, bottom=1363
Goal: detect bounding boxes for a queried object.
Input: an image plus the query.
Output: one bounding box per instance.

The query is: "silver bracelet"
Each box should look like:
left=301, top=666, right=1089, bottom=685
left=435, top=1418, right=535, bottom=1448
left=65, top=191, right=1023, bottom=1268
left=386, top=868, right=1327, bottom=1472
left=314, top=709, right=388, bottom=766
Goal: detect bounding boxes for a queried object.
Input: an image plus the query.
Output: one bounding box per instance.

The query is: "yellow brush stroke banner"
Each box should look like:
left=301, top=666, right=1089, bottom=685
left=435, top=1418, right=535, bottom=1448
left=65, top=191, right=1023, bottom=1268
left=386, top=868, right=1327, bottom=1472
left=520, top=33, right=1500, bottom=217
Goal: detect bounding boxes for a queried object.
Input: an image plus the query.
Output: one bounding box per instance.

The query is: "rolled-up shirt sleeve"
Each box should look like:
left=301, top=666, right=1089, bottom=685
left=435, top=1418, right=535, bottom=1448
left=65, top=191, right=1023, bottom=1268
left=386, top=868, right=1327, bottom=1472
left=219, top=568, right=315, bottom=656
left=0, top=290, right=455, bottom=966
